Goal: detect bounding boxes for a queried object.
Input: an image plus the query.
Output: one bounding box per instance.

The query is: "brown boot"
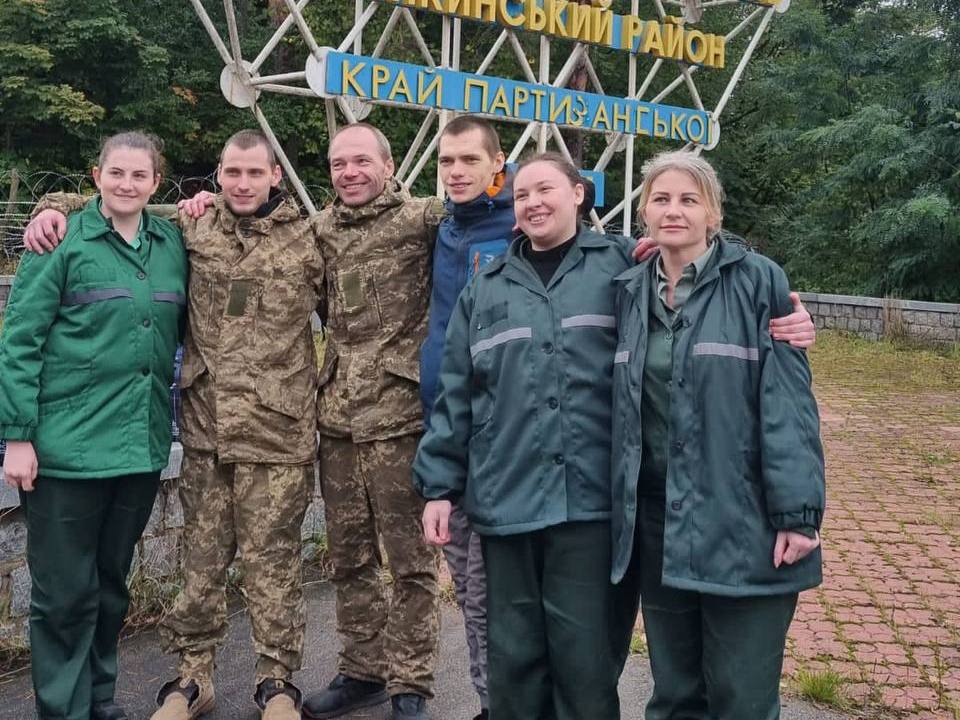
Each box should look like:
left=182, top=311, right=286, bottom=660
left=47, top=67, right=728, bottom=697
left=256, top=678, right=302, bottom=720
left=150, top=677, right=215, bottom=720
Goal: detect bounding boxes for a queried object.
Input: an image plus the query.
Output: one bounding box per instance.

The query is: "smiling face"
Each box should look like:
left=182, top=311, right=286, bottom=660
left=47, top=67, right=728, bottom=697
left=513, top=160, right=584, bottom=250
left=329, top=126, right=395, bottom=207
left=92, top=147, right=160, bottom=221
left=438, top=127, right=505, bottom=204
left=217, top=142, right=282, bottom=216
left=641, top=169, right=719, bottom=254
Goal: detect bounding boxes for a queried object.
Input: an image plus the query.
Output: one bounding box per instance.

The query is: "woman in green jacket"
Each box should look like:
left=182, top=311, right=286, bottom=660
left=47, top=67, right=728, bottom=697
left=610, top=151, right=825, bottom=720
left=415, top=153, right=632, bottom=720
left=0, top=132, right=188, bottom=720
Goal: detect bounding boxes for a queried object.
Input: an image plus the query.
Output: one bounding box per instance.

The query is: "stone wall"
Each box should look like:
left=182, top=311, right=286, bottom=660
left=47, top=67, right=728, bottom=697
left=0, top=445, right=325, bottom=650
left=0, top=276, right=10, bottom=315
left=797, top=292, right=960, bottom=344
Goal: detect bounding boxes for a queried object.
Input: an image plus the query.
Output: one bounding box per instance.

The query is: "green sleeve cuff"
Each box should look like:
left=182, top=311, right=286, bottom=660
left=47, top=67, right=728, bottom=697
left=1, top=425, right=36, bottom=442
left=769, top=507, right=823, bottom=532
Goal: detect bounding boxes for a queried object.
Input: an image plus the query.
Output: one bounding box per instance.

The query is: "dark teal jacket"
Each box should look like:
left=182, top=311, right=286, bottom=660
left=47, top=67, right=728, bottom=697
left=414, top=229, right=632, bottom=535
left=0, top=198, right=188, bottom=478
left=610, top=238, right=825, bottom=595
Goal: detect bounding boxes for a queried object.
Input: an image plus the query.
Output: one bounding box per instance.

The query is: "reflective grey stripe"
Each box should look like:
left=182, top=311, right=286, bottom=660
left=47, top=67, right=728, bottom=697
left=152, top=292, right=186, bottom=305
left=561, top=314, right=616, bottom=329
left=614, top=350, right=630, bottom=364
left=693, top=342, right=759, bottom=361
left=470, top=327, right=533, bottom=357
left=62, top=288, right=133, bottom=306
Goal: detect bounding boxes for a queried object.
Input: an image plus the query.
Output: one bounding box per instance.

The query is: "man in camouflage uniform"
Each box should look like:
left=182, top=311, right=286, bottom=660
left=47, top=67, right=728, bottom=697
left=301, top=123, right=441, bottom=720
left=25, top=130, right=324, bottom=720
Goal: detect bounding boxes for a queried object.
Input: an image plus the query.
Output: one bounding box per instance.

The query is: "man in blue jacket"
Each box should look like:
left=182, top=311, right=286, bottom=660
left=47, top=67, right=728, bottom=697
left=420, top=116, right=515, bottom=720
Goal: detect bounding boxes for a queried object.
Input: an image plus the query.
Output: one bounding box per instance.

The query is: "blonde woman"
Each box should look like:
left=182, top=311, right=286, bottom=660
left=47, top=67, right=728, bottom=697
left=610, top=151, right=825, bottom=720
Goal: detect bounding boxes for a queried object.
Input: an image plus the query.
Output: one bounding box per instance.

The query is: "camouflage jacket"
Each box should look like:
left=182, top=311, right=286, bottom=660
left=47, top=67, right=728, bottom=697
left=32, top=192, right=325, bottom=464
left=179, top=194, right=324, bottom=463
left=312, top=180, right=443, bottom=442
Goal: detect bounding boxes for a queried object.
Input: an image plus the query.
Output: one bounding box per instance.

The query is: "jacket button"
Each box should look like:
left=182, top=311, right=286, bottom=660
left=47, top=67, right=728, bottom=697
left=137, top=271, right=146, bottom=280
left=671, top=500, right=683, bottom=511
left=542, top=342, right=554, bottom=354
left=677, top=378, right=685, bottom=387
left=141, top=368, right=149, bottom=376
left=672, top=440, right=684, bottom=451
left=142, top=319, right=151, bottom=328
left=548, top=397, right=559, bottom=409
left=554, top=454, right=564, bottom=465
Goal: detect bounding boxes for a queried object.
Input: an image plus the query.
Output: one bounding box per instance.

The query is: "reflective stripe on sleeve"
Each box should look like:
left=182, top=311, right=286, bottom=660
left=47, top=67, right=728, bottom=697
left=692, top=342, right=759, bottom=361
left=614, top=350, right=630, bottom=364
left=560, top=314, right=616, bottom=329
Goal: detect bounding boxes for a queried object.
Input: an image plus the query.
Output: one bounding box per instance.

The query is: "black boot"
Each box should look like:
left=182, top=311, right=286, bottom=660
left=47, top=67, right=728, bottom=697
left=390, top=693, right=429, bottom=720
left=90, top=699, right=128, bottom=720
left=302, top=674, right=388, bottom=719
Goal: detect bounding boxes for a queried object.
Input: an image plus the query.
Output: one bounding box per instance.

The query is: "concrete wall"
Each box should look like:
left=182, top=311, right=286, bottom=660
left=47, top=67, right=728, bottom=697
left=797, top=291, right=960, bottom=344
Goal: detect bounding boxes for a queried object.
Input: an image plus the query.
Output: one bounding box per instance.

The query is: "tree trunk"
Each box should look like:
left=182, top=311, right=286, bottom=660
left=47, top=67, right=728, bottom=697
left=561, top=0, right=592, bottom=167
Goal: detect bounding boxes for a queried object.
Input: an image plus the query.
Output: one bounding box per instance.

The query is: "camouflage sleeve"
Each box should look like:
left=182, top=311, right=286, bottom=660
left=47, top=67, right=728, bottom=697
left=31, top=192, right=89, bottom=219
left=422, top=196, right=446, bottom=249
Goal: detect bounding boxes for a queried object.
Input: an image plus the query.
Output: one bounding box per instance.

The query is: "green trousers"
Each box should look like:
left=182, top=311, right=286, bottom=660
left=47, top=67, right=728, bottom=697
left=614, top=497, right=798, bottom=720
left=21, top=472, right=160, bottom=720
left=482, top=521, right=620, bottom=720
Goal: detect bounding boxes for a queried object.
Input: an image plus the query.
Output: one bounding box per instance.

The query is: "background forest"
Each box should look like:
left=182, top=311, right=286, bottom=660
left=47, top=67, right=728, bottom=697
left=0, top=0, right=957, bottom=301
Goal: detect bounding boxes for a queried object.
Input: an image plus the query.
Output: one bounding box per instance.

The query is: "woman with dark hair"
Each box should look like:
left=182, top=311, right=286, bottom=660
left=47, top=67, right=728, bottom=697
left=0, top=132, right=187, bottom=720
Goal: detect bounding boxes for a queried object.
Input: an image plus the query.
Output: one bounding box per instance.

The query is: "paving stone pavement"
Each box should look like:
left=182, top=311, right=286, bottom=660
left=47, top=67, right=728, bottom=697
left=778, top=337, right=960, bottom=719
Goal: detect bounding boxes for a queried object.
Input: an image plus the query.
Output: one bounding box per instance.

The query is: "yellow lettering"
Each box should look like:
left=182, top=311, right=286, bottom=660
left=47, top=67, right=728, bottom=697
left=591, top=101, right=611, bottom=130
left=547, top=0, right=569, bottom=37
left=612, top=102, right=631, bottom=132
left=497, top=0, right=525, bottom=27
left=464, top=78, right=489, bottom=111
left=418, top=72, right=442, bottom=104
left=525, top=1, right=547, bottom=31
left=591, top=0, right=612, bottom=8
left=388, top=70, right=414, bottom=103
left=342, top=61, right=366, bottom=96
left=372, top=64, right=390, bottom=97
left=489, top=85, right=511, bottom=114
left=704, top=35, right=725, bottom=68
left=663, top=22, right=684, bottom=60
left=475, top=0, right=497, bottom=21
left=653, top=110, right=669, bottom=138
left=687, top=115, right=706, bottom=143
left=621, top=15, right=643, bottom=51
left=670, top=112, right=684, bottom=141
left=445, top=0, right=472, bottom=12
left=641, top=23, right=664, bottom=57
left=685, top=29, right=708, bottom=64
left=513, top=86, right=529, bottom=116
left=595, top=8, right=614, bottom=45
left=549, top=93, right=573, bottom=124
left=530, top=88, right=547, bottom=118
left=571, top=95, right=588, bottom=126
left=569, top=2, right=591, bottom=41
left=635, top=106, right=650, bottom=136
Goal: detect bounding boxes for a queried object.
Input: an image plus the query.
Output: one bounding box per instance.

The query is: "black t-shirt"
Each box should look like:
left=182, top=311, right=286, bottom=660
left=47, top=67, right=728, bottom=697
left=524, top=234, right=577, bottom=287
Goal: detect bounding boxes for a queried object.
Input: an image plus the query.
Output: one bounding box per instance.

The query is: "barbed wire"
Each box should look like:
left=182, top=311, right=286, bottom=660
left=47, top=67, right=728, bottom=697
left=0, top=170, right=336, bottom=266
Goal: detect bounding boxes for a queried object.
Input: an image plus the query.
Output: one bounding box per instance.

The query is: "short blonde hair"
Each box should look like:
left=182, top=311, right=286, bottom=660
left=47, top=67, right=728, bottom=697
left=637, top=151, right=724, bottom=237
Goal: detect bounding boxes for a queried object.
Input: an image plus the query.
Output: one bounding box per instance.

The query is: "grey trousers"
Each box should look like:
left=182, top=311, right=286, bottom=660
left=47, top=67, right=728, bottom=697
left=441, top=504, right=488, bottom=710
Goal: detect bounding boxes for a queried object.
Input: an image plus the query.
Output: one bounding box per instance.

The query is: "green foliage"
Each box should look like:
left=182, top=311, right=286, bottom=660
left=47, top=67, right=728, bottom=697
left=792, top=668, right=849, bottom=708
left=0, top=0, right=957, bottom=299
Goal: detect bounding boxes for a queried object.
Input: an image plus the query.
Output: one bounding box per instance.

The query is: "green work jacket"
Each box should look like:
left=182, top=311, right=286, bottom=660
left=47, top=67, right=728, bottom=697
left=413, top=228, right=632, bottom=535
left=0, top=198, right=188, bottom=478
left=610, top=237, right=825, bottom=596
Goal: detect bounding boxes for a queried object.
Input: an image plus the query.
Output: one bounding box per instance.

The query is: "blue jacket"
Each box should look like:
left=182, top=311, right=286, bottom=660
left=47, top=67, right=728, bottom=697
left=420, top=174, right=516, bottom=424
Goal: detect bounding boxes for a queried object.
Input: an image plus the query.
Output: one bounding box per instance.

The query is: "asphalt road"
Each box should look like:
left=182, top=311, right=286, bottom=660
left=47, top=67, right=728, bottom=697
left=0, top=581, right=849, bottom=720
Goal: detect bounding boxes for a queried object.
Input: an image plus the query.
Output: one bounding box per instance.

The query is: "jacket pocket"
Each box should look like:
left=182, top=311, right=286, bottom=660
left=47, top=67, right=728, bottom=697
left=178, top=350, right=207, bottom=390
left=381, top=354, right=420, bottom=384
left=255, top=362, right=319, bottom=419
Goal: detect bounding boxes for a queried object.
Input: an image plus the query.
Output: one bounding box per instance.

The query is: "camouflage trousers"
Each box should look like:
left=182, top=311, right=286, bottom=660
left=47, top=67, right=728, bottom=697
left=319, top=434, right=440, bottom=697
left=158, top=450, right=312, bottom=684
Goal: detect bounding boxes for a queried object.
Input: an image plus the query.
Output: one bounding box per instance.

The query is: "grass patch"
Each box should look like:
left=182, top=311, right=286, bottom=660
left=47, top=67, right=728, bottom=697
left=792, top=668, right=849, bottom=709
left=0, top=635, right=30, bottom=675
left=629, top=629, right=648, bottom=656
left=124, top=568, right=183, bottom=632
left=808, top=330, right=960, bottom=393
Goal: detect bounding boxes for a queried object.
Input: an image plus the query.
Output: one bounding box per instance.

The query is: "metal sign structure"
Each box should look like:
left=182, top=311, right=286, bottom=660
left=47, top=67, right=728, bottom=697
left=189, top=0, right=788, bottom=233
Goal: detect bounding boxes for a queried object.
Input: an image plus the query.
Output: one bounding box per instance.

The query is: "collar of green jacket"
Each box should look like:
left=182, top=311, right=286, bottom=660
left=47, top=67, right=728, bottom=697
left=328, top=178, right=410, bottom=226
left=76, top=195, right=168, bottom=243
left=212, top=191, right=301, bottom=234
left=614, top=235, right=749, bottom=297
